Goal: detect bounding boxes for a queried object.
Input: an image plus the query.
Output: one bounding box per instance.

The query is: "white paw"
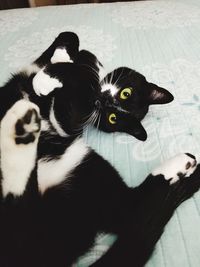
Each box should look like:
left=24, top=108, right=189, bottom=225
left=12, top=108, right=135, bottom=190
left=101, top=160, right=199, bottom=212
left=51, top=48, right=73, bottom=64
left=1, top=99, right=40, bottom=145
left=152, top=153, right=197, bottom=184
left=0, top=100, right=41, bottom=197
left=32, top=68, right=63, bottom=96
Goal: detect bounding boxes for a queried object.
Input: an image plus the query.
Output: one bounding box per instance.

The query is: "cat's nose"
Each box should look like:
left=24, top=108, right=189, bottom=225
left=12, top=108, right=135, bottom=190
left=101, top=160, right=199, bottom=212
left=105, top=100, right=112, bottom=107
left=113, top=99, right=120, bottom=106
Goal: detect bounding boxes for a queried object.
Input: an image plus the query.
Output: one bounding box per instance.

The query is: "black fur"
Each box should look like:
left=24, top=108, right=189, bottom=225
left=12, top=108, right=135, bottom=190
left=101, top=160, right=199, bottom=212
left=0, top=32, right=199, bottom=267
left=0, top=62, right=100, bottom=136
left=35, top=31, right=79, bottom=67
left=1, top=127, right=200, bottom=267
left=100, top=67, right=174, bottom=120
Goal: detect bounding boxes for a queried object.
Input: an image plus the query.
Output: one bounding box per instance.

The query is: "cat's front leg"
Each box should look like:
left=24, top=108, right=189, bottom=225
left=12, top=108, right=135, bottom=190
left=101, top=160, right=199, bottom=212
left=0, top=100, right=41, bottom=198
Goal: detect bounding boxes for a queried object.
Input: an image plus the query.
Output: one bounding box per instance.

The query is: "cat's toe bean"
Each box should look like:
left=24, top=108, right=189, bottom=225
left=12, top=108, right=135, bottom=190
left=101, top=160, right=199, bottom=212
left=152, top=153, right=197, bottom=185
left=15, top=108, right=41, bottom=144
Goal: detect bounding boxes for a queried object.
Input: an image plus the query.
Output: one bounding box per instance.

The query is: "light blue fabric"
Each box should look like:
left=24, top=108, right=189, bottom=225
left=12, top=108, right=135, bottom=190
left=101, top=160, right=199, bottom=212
left=1, top=1, right=200, bottom=266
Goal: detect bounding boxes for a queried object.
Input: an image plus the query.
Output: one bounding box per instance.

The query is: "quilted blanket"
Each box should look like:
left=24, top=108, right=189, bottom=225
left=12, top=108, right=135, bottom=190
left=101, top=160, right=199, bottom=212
left=1, top=0, right=200, bottom=266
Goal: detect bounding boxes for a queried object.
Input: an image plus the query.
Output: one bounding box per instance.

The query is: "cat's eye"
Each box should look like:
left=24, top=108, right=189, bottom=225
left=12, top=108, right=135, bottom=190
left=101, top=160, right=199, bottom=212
left=120, top=87, right=132, bottom=100
left=108, top=113, right=117, bottom=124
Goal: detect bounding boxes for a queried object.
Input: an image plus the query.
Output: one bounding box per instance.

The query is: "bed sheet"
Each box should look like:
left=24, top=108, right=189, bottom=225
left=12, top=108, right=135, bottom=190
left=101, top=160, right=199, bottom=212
left=1, top=0, right=200, bottom=266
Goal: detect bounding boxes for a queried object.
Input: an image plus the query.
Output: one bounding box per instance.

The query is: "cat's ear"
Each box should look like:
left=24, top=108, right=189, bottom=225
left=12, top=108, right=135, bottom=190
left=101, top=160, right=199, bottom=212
left=126, top=121, right=147, bottom=141
left=147, top=83, right=174, bottom=105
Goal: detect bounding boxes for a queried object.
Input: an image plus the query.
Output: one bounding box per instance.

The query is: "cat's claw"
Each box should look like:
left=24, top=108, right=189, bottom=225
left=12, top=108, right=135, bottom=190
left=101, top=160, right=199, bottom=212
left=152, top=153, right=197, bottom=184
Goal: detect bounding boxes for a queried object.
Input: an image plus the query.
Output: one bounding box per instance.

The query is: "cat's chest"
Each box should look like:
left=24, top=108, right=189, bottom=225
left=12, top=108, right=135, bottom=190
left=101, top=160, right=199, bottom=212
left=37, top=137, right=91, bottom=194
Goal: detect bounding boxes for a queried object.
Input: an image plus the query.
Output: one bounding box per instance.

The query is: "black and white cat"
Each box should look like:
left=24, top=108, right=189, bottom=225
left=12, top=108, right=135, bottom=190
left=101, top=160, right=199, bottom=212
left=0, top=98, right=200, bottom=267
left=0, top=32, right=200, bottom=267
left=30, top=31, right=174, bottom=140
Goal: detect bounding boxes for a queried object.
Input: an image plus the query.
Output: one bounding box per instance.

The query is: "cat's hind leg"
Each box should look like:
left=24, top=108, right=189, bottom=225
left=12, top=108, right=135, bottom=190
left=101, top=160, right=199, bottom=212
left=23, top=32, right=79, bottom=78
left=32, top=31, right=80, bottom=96
left=0, top=99, right=41, bottom=198
left=35, top=31, right=79, bottom=67
left=90, top=153, right=200, bottom=267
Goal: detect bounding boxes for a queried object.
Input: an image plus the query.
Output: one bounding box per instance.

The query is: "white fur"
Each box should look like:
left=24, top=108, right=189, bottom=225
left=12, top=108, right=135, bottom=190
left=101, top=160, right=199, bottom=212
left=21, top=91, right=30, bottom=101
left=49, top=98, right=68, bottom=137
left=101, top=83, right=119, bottom=97
left=21, top=63, right=41, bottom=76
left=41, top=120, right=51, bottom=132
left=51, top=48, right=72, bottom=64
left=32, top=68, right=63, bottom=96
left=0, top=100, right=40, bottom=197
left=38, top=137, right=90, bottom=194
left=152, top=153, right=197, bottom=184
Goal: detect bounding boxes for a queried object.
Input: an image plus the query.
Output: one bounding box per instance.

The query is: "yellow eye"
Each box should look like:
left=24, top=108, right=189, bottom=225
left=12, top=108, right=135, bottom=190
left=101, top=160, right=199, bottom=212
left=108, top=113, right=117, bottom=124
left=120, top=87, right=132, bottom=100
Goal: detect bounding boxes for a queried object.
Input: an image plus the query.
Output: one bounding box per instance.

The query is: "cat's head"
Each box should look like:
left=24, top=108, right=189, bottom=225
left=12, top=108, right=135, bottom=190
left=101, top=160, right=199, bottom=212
left=100, top=67, right=174, bottom=121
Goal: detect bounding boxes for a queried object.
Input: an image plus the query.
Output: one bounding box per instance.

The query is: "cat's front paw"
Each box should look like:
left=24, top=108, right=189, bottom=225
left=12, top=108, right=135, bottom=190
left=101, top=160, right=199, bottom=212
left=152, top=153, right=197, bottom=184
left=0, top=100, right=41, bottom=197
left=1, top=99, right=41, bottom=145
left=32, top=67, right=63, bottom=96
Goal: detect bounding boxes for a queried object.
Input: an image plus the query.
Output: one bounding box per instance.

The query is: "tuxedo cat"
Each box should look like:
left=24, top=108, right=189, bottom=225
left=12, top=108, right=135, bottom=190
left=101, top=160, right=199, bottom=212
left=0, top=98, right=200, bottom=267
left=0, top=33, right=200, bottom=267
left=31, top=31, right=173, bottom=140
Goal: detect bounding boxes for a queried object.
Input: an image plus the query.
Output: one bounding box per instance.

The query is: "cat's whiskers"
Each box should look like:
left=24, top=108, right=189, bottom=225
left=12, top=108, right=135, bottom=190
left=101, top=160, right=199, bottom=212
left=80, top=63, right=99, bottom=81
left=109, top=68, right=115, bottom=85
left=113, top=67, right=124, bottom=87
left=96, top=112, right=101, bottom=131
left=89, top=110, right=99, bottom=127
left=71, top=110, right=95, bottom=135
left=82, top=111, right=97, bottom=127
left=76, top=109, right=99, bottom=133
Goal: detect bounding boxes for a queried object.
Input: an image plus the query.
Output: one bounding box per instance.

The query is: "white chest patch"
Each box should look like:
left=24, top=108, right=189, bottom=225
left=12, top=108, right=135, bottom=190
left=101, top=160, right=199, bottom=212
left=38, top=138, right=90, bottom=194
left=49, top=98, right=68, bottom=137
left=32, top=68, right=63, bottom=96
left=51, top=48, right=73, bottom=64
left=101, top=83, right=119, bottom=97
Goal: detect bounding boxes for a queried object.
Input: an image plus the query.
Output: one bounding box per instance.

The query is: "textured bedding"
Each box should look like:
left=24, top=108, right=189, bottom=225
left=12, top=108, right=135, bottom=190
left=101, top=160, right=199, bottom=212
left=1, top=0, right=200, bottom=266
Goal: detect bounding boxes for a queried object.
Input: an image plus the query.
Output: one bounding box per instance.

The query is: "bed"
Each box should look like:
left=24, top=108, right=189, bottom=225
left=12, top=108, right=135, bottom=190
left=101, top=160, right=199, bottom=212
left=1, top=0, right=200, bottom=266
